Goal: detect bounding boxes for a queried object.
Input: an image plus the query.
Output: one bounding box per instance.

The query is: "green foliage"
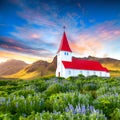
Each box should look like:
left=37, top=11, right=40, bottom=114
left=45, top=83, right=62, bottom=96
left=34, top=80, right=48, bottom=92
left=0, top=76, right=120, bottom=120
left=47, top=92, right=92, bottom=112
left=0, top=91, right=8, bottom=97
left=111, top=108, right=120, bottom=120
left=11, top=90, right=35, bottom=98
left=67, top=76, right=77, bottom=81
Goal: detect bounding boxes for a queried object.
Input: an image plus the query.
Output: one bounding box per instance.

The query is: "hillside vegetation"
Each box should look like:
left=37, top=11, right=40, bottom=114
left=0, top=76, right=120, bottom=120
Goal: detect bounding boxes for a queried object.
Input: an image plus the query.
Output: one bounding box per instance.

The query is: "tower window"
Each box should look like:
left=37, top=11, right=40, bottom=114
left=64, top=52, right=69, bottom=55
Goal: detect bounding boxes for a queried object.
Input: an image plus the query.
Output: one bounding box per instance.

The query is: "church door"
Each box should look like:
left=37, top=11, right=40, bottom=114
left=58, top=72, right=60, bottom=77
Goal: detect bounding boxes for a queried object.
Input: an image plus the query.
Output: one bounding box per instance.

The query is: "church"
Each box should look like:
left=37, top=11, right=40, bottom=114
left=56, top=31, right=110, bottom=78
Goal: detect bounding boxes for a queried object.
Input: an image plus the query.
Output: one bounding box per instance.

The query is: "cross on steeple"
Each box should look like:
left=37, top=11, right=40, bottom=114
left=63, top=26, right=66, bottom=31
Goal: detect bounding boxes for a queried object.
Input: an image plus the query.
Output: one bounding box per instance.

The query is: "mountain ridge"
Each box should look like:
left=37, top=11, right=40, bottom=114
left=0, top=59, right=28, bottom=76
left=1, top=56, right=120, bottom=79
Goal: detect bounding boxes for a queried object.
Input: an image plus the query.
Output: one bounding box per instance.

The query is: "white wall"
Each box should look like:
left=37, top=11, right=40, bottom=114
left=56, top=51, right=110, bottom=78
left=56, top=60, right=66, bottom=77
left=63, top=68, right=110, bottom=78
left=59, top=51, right=72, bottom=62
left=56, top=51, right=72, bottom=77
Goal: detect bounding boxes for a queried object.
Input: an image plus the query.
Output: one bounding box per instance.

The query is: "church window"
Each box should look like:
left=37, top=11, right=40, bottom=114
left=100, top=72, right=102, bottom=76
left=69, top=70, right=71, bottom=75
left=94, top=71, right=96, bottom=75
left=64, top=52, right=66, bottom=55
left=87, top=71, right=89, bottom=76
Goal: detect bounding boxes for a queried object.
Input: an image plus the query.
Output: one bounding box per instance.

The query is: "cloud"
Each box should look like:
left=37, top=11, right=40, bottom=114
left=30, top=34, right=40, bottom=39
left=0, top=50, right=53, bottom=64
left=0, top=36, right=53, bottom=57
left=70, top=20, right=120, bottom=57
left=70, top=34, right=103, bottom=56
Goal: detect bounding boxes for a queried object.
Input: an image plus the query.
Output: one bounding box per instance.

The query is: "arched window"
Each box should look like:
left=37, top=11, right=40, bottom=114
left=87, top=71, right=89, bottom=76
left=80, top=71, right=82, bottom=74
left=69, top=70, right=71, bottom=75
left=100, top=72, right=102, bottom=76
left=64, top=52, right=66, bottom=55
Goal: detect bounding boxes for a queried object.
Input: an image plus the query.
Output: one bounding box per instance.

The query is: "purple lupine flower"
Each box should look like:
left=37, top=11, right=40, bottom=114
left=69, top=104, right=74, bottom=111
left=73, top=110, right=77, bottom=114
left=81, top=105, right=86, bottom=114
left=65, top=107, right=69, bottom=112
left=89, top=105, right=94, bottom=112
left=75, top=105, right=81, bottom=114
left=96, top=109, right=99, bottom=113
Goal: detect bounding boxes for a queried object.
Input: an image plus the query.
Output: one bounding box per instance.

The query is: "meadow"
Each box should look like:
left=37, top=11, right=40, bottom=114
left=0, top=75, right=120, bottom=120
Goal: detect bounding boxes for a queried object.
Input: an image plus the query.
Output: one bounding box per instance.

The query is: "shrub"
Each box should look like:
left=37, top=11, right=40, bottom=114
left=11, top=90, right=35, bottom=98
left=0, top=91, right=8, bottom=97
left=82, top=83, right=99, bottom=91
left=45, top=83, right=62, bottom=96
left=111, top=108, right=120, bottom=120
left=34, top=80, right=48, bottom=92
left=67, top=76, right=77, bottom=81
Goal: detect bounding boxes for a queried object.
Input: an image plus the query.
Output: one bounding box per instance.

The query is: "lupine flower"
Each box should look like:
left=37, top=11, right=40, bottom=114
left=89, top=105, right=94, bottom=112
left=68, top=104, right=74, bottom=111
left=81, top=105, right=86, bottom=114
left=65, top=104, right=101, bottom=115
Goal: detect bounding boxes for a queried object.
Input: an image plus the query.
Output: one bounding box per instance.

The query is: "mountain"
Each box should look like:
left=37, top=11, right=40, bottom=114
left=0, top=59, right=28, bottom=76
left=3, top=56, right=120, bottom=79
left=6, top=57, right=57, bottom=79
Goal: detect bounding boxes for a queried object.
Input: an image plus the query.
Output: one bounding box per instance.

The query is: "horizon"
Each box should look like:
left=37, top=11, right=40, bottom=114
left=0, top=0, right=120, bottom=63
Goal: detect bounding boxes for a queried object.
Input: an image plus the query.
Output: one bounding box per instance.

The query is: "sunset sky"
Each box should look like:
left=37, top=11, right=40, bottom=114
left=0, top=0, right=120, bottom=63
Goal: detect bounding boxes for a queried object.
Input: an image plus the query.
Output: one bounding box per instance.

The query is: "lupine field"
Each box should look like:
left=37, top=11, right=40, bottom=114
left=0, top=75, right=120, bottom=120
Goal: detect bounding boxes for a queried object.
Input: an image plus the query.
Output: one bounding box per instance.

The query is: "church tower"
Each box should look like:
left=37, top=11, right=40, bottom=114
left=56, top=31, right=72, bottom=77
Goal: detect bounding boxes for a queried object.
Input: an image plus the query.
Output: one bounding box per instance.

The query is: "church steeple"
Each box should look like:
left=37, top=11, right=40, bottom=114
left=57, top=31, right=72, bottom=53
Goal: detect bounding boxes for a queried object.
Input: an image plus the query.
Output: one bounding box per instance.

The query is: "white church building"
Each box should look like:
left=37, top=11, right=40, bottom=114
left=56, top=31, right=110, bottom=78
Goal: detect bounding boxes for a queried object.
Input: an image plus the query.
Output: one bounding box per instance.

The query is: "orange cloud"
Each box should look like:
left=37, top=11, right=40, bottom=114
left=30, top=34, right=40, bottom=39
left=70, top=33, right=103, bottom=56
left=0, top=50, right=53, bottom=64
left=70, top=21, right=120, bottom=58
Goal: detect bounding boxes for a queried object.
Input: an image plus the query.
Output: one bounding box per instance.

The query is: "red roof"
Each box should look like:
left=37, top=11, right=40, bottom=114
left=58, top=32, right=72, bottom=53
left=62, top=57, right=109, bottom=72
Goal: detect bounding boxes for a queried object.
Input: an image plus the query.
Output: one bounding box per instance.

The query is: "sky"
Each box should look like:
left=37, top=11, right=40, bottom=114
left=0, top=0, right=120, bottom=63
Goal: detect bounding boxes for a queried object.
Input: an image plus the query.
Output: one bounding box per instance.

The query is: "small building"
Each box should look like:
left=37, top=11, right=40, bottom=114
left=56, top=31, right=110, bottom=78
